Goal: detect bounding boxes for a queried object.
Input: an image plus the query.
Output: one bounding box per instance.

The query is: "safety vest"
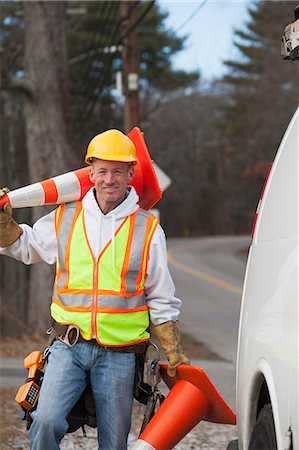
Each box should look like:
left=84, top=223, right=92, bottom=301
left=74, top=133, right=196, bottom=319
left=51, top=201, right=159, bottom=347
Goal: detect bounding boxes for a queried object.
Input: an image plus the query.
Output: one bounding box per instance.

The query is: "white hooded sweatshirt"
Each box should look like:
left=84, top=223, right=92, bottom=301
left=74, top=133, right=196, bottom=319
left=0, top=186, right=181, bottom=325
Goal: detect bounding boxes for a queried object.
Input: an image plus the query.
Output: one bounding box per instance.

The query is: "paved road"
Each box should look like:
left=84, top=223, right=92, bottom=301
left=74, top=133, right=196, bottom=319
left=64, top=235, right=251, bottom=450
left=168, top=235, right=251, bottom=362
left=1, top=235, right=251, bottom=449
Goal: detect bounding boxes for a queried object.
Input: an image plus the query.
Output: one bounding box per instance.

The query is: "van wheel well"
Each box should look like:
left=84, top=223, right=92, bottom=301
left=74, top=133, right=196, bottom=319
left=256, top=379, right=271, bottom=420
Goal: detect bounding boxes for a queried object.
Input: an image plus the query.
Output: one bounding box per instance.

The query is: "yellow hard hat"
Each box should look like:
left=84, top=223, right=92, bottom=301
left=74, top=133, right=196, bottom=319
left=85, top=129, right=137, bottom=164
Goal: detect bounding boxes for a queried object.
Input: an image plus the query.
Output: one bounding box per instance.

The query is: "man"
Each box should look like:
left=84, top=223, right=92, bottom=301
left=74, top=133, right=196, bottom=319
left=0, top=129, right=189, bottom=450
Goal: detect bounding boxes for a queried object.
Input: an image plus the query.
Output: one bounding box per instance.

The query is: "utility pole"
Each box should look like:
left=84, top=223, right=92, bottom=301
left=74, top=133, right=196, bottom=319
left=121, top=1, right=139, bottom=133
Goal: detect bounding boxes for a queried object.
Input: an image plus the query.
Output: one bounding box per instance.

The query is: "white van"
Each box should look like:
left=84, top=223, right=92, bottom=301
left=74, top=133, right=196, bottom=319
left=228, top=107, right=298, bottom=450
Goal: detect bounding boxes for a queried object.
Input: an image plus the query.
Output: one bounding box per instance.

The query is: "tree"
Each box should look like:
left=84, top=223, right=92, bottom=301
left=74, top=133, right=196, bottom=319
left=23, top=1, right=71, bottom=332
left=1, top=1, right=199, bottom=165
left=144, top=87, right=225, bottom=236
left=218, top=0, right=299, bottom=233
left=0, top=0, right=199, bottom=336
left=67, top=1, right=199, bottom=152
left=0, top=1, right=71, bottom=335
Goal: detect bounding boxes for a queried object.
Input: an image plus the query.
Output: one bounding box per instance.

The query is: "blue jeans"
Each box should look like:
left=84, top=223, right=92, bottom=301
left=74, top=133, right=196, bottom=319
left=29, top=341, right=136, bottom=450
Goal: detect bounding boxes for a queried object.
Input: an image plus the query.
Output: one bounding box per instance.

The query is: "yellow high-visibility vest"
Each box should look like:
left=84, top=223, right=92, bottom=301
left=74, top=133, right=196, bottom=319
left=51, top=201, right=159, bottom=347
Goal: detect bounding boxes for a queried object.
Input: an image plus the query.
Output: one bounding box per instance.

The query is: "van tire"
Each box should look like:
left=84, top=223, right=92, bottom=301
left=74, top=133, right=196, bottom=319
left=227, top=439, right=238, bottom=449
left=249, top=404, right=277, bottom=449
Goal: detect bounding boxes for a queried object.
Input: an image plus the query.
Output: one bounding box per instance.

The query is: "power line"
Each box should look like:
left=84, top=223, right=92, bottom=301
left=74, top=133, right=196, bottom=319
left=118, top=0, right=155, bottom=43
left=79, top=1, right=155, bottom=126
left=78, top=4, right=125, bottom=123
left=71, top=1, right=154, bottom=67
left=174, top=0, right=208, bottom=34
left=74, top=2, right=121, bottom=122
left=73, top=2, right=117, bottom=84
left=69, top=44, right=123, bottom=65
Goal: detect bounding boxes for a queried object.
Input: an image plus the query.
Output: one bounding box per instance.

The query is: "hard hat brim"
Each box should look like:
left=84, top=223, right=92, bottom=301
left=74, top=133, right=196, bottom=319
left=85, top=153, right=137, bottom=164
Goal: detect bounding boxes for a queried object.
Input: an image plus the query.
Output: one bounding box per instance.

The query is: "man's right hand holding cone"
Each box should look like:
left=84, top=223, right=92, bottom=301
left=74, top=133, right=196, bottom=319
left=0, top=187, right=23, bottom=247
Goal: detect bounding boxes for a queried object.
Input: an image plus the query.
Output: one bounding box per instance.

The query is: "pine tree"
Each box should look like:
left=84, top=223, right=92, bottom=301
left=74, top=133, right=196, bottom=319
left=0, top=0, right=199, bottom=336
left=219, top=0, right=298, bottom=232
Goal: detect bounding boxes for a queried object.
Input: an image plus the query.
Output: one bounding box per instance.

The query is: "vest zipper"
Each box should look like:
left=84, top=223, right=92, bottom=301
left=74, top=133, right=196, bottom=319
left=92, top=258, right=98, bottom=339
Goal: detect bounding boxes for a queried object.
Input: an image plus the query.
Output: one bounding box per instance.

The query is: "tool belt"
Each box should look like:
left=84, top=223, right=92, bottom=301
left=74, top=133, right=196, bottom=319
left=49, top=321, right=148, bottom=354
left=15, top=324, right=163, bottom=437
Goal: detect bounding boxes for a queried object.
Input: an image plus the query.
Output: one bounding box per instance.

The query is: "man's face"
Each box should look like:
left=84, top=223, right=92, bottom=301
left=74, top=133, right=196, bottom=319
left=90, top=159, right=134, bottom=214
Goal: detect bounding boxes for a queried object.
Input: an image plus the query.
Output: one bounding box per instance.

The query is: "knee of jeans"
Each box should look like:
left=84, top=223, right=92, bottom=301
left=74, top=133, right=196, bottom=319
left=31, top=407, right=68, bottom=437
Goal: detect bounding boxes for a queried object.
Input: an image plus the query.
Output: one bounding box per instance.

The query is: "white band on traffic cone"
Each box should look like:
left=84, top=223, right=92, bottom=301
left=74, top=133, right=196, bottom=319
left=8, top=183, right=45, bottom=208
left=131, top=439, right=156, bottom=450
left=54, top=171, right=81, bottom=203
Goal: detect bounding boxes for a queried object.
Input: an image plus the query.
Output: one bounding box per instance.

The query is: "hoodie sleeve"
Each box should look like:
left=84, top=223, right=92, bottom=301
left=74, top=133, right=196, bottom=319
left=145, top=224, right=182, bottom=325
left=0, top=209, right=57, bottom=265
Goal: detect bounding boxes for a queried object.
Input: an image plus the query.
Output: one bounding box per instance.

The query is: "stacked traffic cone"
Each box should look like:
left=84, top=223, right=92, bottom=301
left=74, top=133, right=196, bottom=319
left=133, top=364, right=236, bottom=450
left=0, top=128, right=161, bottom=211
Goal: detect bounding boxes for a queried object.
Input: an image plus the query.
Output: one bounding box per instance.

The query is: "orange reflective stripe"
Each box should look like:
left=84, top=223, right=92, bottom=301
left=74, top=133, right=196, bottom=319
left=120, top=211, right=137, bottom=292
left=55, top=288, right=93, bottom=295
left=55, top=204, right=65, bottom=237
left=102, top=338, right=149, bottom=348
left=97, top=215, right=130, bottom=262
left=53, top=205, right=156, bottom=346
left=52, top=296, right=93, bottom=312
left=135, top=215, right=159, bottom=290
left=82, top=210, right=94, bottom=259
left=97, top=305, right=148, bottom=314
left=63, top=202, right=83, bottom=289
left=97, top=289, right=144, bottom=297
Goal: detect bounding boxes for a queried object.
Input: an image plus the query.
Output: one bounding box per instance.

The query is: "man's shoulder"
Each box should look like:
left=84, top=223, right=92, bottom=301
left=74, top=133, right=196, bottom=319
left=63, top=200, right=82, bottom=210
left=136, top=208, right=159, bottom=221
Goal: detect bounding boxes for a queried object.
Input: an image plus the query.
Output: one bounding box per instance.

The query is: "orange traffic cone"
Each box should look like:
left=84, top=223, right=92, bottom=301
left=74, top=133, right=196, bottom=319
left=0, top=128, right=161, bottom=211
left=133, top=364, right=236, bottom=450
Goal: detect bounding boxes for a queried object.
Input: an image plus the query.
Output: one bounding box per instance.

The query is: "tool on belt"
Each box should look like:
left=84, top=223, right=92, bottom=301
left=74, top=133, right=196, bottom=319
left=15, top=324, right=164, bottom=436
left=137, top=342, right=165, bottom=436
left=46, top=322, right=80, bottom=347
left=15, top=324, right=83, bottom=431
left=15, top=350, right=46, bottom=427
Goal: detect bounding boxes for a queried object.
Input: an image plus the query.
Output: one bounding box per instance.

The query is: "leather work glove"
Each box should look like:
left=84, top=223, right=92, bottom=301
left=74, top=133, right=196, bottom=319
left=0, top=187, right=23, bottom=247
left=154, top=320, right=190, bottom=377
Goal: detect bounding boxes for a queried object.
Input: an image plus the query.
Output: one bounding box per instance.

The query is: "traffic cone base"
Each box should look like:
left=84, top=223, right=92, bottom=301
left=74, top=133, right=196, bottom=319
left=160, top=364, right=236, bottom=425
left=133, top=365, right=236, bottom=450
left=139, top=379, right=211, bottom=450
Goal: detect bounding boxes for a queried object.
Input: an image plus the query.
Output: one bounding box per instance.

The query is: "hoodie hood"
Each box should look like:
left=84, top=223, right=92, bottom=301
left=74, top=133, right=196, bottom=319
left=82, top=185, right=140, bottom=220
left=81, top=186, right=140, bottom=264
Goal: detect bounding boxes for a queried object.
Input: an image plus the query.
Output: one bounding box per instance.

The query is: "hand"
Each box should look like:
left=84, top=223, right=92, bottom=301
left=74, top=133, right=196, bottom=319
left=0, top=187, right=12, bottom=220
left=154, top=320, right=190, bottom=377
left=166, top=349, right=190, bottom=377
left=0, top=186, right=10, bottom=197
left=0, top=187, right=23, bottom=247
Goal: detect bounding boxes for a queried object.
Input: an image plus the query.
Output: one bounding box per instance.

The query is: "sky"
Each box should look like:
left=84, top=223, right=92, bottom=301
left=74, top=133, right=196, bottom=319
left=159, top=0, right=253, bottom=80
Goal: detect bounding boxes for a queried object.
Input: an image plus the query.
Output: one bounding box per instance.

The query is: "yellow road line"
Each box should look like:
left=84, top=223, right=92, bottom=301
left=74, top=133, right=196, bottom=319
left=168, top=245, right=243, bottom=295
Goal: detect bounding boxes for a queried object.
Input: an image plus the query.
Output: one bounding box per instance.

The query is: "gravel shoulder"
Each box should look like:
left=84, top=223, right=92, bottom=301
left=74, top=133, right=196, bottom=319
left=0, top=334, right=236, bottom=449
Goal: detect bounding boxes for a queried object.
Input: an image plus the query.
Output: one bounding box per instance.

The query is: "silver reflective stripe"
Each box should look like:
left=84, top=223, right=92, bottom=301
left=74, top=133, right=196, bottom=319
left=54, top=206, right=157, bottom=309
left=57, top=270, right=68, bottom=288
left=56, top=203, right=79, bottom=289
left=126, top=210, right=153, bottom=293
left=131, top=440, right=156, bottom=450
left=54, top=288, right=92, bottom=307
left=98, top=294, right=146, bottom=309
left=53, top=290, right=145, bottom=309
